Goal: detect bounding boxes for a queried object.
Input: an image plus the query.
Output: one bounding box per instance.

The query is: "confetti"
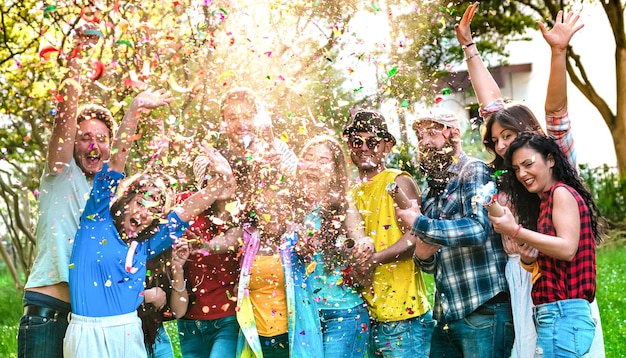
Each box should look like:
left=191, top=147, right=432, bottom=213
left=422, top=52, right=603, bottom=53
left=38, top=46, right=59, bottom=60
left=90, top=60, right=105, bottom=81
left=84, top=29, right=104, bottom=37
left=43, top=5, right=57, bottom=18
left=493, top=169, right=508, bottom=178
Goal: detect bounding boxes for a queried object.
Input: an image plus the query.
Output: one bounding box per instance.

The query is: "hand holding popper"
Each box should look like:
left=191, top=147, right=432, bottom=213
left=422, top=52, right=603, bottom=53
left=386, top=182, right=411, bottom=210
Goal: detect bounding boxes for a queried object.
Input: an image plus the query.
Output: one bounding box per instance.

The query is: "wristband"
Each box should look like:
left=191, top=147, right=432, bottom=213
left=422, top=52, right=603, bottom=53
left=464, top=52, right=480, bottom=62
left=462, top=42, right=475, bottom=49
left=171, top=279, right=187, bottom=293
left=511, top=224, right=522, bottom=240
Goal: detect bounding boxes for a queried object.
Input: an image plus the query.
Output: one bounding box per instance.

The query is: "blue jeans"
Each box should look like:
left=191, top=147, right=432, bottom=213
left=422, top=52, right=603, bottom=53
left=430, top=302, right=513, bottom=358
left=370, top=310, right=436, bottom=357
left=148, top=324, right=174, bottom=358
left=177, top=316, right=239, bottom=358
left=320, top=304, right=370, bottom=357
left=534, top=299, right=595, bottom=357
left=18, top=308, right=69, bottom=358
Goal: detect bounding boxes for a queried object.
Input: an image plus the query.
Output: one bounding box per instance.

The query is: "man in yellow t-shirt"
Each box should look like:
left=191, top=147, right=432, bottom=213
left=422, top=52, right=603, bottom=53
left=343, top=111, right=434, bottom=357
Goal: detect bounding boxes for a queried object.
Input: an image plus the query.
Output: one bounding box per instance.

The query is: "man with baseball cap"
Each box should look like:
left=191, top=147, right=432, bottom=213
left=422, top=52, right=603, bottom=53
left=395, top=109, right=513, bottom=357
left=344, top=110, right=435, bottom=357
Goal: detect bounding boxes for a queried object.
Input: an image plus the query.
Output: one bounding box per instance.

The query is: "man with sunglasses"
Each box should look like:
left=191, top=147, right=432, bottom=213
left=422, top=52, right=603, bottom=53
left=395, top=109, right=513, bottom=357
left=343, top=111, right=435, bottom=357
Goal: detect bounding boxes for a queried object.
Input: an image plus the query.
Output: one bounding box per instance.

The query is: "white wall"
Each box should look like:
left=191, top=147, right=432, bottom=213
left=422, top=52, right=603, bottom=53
left=489, top=3, right=616, bottom=168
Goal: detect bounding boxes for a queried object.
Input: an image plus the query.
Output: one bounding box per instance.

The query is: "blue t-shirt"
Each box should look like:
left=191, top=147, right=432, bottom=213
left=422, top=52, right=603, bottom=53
left=69, top=164, right=189, bottom=317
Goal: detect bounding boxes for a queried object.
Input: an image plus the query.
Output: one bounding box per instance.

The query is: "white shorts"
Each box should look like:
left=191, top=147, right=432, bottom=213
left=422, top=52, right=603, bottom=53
left=63, top=311, right=147, bottom=358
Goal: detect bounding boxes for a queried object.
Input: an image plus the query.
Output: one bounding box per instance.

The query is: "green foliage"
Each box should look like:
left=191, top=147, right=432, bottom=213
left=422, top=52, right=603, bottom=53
left=579, top=164, right=626, bottom=223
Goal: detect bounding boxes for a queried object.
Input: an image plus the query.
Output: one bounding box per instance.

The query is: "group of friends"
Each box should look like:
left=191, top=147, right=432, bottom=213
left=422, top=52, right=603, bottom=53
left=18, top=3, right=606, bottom=358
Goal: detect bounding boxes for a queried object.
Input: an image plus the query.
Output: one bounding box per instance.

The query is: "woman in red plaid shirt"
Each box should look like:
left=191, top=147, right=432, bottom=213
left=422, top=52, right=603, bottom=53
left=489, top=132, right=605, bottom=357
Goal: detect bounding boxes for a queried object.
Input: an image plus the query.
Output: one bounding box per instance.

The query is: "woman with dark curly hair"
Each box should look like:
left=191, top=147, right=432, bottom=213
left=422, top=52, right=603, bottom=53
left=489, top=132, right=604, bottom=357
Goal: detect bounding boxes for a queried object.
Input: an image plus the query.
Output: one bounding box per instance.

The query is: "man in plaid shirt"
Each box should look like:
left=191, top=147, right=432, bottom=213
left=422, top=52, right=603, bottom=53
left=396, top=109, right=513, bottom=357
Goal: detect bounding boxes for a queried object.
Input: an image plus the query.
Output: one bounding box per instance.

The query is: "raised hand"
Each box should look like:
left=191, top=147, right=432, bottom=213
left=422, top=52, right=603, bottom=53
left=203, top=146, right=234, bottom=182
left=131, top=87, right=174, bottom=112
left=454, top=2, right=479, bottom=46
left=538, top=11, right=584, bottom=52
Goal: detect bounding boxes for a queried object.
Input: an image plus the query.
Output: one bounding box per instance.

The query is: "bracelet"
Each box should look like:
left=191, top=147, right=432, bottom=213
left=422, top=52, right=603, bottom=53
left=462, top=42, right=475, bottom=49
left=171, top=279, right=187, bottom=293
left=464, top=52, right=480, bottom=62
left=511, top=224, right=522, bottom=240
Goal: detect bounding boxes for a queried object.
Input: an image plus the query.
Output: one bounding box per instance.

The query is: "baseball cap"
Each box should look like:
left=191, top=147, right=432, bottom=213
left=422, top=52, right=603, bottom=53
left=412, top=108, right=461, bottom=129
left=343, top=110, right=396, bottom=145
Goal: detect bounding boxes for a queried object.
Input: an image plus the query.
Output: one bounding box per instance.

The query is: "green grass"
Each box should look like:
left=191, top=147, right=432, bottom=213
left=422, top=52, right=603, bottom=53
left=2, top=244, right=625, bottom=357
left=0, top=272, right=22, bottom=358
left=595, top=241, right=626, bottom=357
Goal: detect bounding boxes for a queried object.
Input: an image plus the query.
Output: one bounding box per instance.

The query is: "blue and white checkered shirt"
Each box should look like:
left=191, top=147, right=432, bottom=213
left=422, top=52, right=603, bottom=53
left=412, top=152, right=509, bottom=322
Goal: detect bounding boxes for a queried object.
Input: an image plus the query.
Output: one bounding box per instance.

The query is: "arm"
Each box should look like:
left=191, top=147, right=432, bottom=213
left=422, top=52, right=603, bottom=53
left=48, top=25, right=102, bottom=173
left=490, top=188, right=581, bottom=261
left=48, top=59, right=81, bottom=173
left=174, top=149, right=234, bottom=222
left=369, top=173, right=422, bottom=265
left=454, top=2, right=502, bottom=108
left=410, top=163, right=495, bottom=247
left=541, top=11, right=583, bottom=117
left=202, top=227, right=243, bottom=254
left=170, top=239, right=190, bottom=318
left=143, top=287, right=166, bottom=310
left=541, top=11, right=582, bottom=166
left=395, top=173, right=421, bottom=206
left=108, top=88, right=174, bottom=173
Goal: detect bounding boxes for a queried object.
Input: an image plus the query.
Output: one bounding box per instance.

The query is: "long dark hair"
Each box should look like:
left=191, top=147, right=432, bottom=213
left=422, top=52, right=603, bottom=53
left=483, top=104, right=544, bottom=170
left=111, top=172, right=171, bottom=242
left=298, top=135, right=350, bottom=273
left=503, top=132, right=604, bottom=244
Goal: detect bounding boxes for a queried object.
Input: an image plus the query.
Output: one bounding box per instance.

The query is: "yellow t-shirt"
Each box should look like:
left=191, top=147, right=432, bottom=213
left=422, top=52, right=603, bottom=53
left=351, top=169, right=431, bottom=322
left=249, top=254, right=288, bottom=337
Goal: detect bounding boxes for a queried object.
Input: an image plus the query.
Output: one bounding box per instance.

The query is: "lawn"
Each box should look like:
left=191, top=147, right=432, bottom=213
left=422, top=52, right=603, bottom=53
left=1, top=243, right=625, bottom=357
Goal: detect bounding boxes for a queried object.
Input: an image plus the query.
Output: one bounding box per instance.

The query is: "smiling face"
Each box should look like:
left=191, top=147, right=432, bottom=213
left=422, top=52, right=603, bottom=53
left=220, top=95, right=261, bottom=153
left=490, top=121, right=517, bottom=159
left=298, top=143, right=337, bottom=203
left=414, top=120, right=460, bottom=182
left=120, top=186, right=165, bottom=239
left=74, top=119, right=111, bottom=177
left=511, top=145, right=556, bottom=194
left=348, top=131, right=390, bottom=176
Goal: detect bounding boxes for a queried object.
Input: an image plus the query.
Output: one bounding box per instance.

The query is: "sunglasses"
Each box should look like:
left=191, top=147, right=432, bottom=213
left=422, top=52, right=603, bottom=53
left=349, top=135, right=384, bottom=149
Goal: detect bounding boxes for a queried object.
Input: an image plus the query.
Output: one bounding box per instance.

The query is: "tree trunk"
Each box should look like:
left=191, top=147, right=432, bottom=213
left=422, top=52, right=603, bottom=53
left=613, top=45, right=626, bottom=176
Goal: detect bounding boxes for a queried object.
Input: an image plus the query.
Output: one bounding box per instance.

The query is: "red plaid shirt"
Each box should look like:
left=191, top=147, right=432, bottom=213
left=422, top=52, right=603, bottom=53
left=532, top=182, right=596, bottom=305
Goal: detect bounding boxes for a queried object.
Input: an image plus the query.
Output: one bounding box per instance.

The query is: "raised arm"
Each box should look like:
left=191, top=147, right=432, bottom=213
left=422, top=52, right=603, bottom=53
left=175, top=148, right=234, bottom=222
left=541, top=11, right=584, bottom=117
left=454, top=2, right=502, bottom=108
left=108, top=88, right=173, bottom=173
left=48, top=27, right=99, bottom=173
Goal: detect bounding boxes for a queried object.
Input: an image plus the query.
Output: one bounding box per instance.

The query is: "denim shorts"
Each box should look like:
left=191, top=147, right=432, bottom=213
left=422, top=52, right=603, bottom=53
left=533, top=299, right=595, bottom=357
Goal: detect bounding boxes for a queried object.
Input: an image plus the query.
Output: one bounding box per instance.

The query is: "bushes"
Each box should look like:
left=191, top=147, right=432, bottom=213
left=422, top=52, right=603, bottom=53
left=580, top=164, right=626, bottom=225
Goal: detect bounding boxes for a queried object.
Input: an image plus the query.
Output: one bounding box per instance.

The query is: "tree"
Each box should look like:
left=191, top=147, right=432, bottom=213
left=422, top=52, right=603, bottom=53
left=0, top=0, right=369, bottom=288
left=409, top=1, right=626, bottom=175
